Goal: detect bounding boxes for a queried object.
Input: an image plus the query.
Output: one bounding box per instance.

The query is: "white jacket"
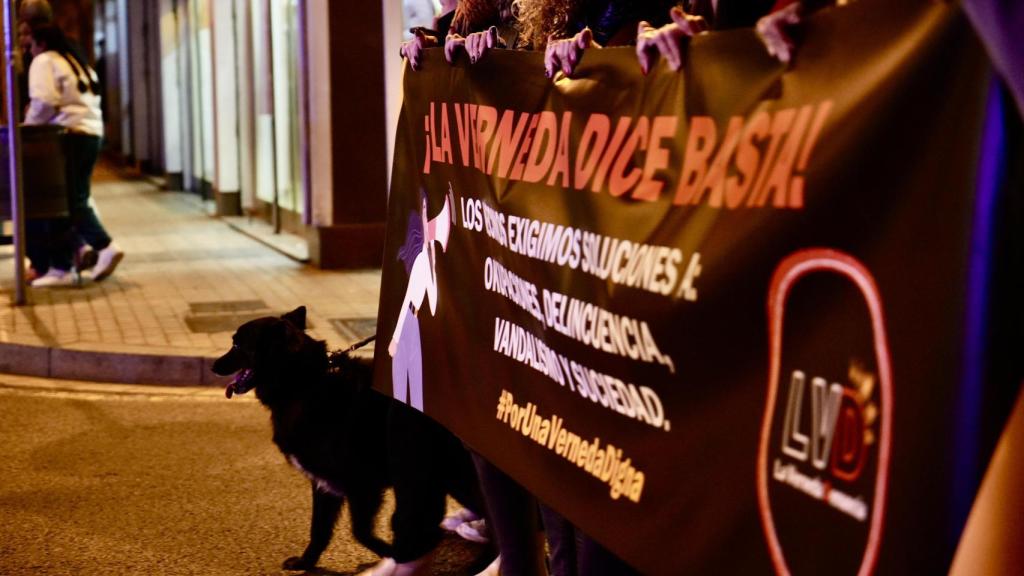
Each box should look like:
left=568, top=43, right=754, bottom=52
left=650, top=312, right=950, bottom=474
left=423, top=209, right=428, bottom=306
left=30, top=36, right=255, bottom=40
left=24, top=50, right=103, bottom=137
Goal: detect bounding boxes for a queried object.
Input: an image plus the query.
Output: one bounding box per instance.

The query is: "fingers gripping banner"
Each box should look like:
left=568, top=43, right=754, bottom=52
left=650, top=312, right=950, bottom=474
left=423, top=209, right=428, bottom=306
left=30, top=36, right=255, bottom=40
left=374, top=1, right=1024, bottom=573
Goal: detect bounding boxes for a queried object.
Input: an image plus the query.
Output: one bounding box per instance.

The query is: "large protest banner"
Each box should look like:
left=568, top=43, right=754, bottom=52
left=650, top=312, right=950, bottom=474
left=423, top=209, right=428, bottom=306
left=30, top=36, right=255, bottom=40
left=374, top=0, right=1023, bottom=573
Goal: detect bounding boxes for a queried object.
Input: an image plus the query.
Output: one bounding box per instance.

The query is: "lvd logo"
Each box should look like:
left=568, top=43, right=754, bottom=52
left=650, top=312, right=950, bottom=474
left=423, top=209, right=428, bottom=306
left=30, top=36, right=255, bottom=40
left=757, top=250, right=893, bottom=576
left=780, top=362, right=877, bottom=488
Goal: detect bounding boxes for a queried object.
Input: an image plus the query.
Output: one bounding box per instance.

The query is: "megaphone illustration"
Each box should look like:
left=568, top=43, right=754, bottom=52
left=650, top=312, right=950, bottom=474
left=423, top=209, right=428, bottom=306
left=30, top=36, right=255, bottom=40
left=425, top=188, right=455, bottom=252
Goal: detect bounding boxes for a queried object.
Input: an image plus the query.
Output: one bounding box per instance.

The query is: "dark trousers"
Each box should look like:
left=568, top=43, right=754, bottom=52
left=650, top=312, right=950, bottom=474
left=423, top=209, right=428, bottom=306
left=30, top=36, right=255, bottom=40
left=27, top=133, right=107, bottom=272
left=64, top=133, right=109, bottom=250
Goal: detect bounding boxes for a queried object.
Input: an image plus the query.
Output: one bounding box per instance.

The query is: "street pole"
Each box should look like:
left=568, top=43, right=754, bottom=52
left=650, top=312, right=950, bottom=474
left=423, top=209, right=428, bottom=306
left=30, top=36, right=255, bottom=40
left=3, top=0, right=26, bottom=305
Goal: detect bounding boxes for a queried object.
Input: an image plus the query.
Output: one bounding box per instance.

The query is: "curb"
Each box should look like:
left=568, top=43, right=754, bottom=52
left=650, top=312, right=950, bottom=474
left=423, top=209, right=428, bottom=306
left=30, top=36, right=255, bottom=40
left=0, top=341, right=231, bottom=387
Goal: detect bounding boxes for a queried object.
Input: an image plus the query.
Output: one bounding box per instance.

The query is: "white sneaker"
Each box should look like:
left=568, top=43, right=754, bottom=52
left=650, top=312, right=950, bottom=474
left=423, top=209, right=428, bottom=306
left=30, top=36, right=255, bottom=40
left=92, top=243, right=124, bottom=281
left=455, top=518, right=490, bottom=543
left=441, top=507, right=480, bottom=531
left=30, top=268, right=78, bottom=288
left=391, top=556, right=432, bottom=576
left=356, top=557, right=397, bottom=576
left=358, top=556, right=431, bottom=576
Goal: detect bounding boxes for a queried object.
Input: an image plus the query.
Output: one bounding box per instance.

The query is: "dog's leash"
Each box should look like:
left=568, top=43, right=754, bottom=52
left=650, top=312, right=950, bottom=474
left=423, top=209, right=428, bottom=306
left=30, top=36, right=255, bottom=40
left=343, top=334, right=377, bottom=353
left=327, top=334, right=378, bottom=375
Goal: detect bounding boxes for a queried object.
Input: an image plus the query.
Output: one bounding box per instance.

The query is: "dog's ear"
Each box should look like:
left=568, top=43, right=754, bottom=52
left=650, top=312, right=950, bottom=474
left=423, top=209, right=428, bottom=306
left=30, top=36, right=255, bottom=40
left=281, top=322, right=307, bottom=354
left=282, top=306, right=307, bottom=330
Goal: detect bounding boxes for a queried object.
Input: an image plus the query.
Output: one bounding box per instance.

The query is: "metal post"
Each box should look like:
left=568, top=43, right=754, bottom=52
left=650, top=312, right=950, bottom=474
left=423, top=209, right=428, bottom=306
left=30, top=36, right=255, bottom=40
left=3, top=0, right=27, bottom=305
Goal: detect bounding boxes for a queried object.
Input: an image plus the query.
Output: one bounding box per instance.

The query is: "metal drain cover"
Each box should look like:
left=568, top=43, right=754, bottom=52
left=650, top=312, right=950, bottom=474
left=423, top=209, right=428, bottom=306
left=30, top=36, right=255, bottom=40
left=330, top=318, right=377, bottom=341
left=185, top=300, right=313, bottom=333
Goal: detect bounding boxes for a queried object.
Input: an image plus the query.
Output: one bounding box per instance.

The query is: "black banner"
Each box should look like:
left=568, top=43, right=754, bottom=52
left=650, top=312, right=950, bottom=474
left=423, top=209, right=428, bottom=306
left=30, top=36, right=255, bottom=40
left=374, top=1, right=1023, bottom=573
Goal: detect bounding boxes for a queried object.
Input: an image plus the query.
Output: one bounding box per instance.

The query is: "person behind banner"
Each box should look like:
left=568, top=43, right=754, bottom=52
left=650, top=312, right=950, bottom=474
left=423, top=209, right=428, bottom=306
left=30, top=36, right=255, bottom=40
left=23, top=25, right=124, bottom=287
left=421, top=4, right=669, bottom=573
left=635, top=0, right=839, bottom=73
left=400, top=0, right=520, bottom=70
left=755, top=0, right=839, bottom=63
left=443, top=0, right=519, bottom=64
left=511, top=0, right=676, bottom=78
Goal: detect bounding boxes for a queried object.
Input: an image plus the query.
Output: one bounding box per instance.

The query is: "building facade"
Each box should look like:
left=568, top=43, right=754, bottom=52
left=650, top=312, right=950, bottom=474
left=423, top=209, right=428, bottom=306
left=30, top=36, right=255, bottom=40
left=94, top=0, right=414, bottom=269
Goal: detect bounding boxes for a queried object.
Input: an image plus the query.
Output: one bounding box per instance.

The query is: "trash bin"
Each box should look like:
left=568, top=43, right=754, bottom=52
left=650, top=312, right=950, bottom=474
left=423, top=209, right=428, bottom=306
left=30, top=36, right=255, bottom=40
left=0, top=124, right=69, bottom=220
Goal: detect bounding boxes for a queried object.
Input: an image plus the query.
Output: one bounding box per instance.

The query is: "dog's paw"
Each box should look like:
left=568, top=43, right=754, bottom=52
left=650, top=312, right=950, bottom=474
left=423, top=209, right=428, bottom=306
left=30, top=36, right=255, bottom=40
left=282, top=555, right=316, bottom=571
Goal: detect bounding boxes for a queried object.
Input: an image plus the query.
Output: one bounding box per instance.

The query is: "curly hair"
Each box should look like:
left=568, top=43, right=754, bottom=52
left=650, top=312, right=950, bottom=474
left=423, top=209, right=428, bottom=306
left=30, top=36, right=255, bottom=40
left=451, top=0, right=516, bottom=36
left=514, top=0, right=678, bottom=48
left=512, top=0, right=583, bottom=49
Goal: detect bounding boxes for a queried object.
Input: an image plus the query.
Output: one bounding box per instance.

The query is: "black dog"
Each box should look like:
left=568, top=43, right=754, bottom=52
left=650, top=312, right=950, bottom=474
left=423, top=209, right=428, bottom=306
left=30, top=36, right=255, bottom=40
left=212, top=306, right=485, bottom=571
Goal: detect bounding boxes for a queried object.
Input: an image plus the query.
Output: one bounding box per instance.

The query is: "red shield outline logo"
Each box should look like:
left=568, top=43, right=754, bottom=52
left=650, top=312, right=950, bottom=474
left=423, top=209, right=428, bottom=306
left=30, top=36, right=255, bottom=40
left=757, top=249, right=893, bottom=576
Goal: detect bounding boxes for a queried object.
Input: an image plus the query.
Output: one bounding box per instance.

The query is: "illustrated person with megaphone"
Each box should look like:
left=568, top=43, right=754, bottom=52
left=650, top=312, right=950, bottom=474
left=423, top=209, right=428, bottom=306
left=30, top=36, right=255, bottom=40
left=389, top=186, right=453, bottom=412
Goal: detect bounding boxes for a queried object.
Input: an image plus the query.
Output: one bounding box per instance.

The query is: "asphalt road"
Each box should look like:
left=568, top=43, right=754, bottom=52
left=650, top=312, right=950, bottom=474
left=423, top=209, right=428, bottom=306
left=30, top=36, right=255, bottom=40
left=0, top=375, right=486, bottom=576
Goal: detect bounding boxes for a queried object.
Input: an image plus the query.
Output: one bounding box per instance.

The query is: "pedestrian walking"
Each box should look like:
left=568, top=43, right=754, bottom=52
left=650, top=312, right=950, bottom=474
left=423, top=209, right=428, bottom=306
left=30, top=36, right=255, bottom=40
left=23, top=25, right=123, bottom=287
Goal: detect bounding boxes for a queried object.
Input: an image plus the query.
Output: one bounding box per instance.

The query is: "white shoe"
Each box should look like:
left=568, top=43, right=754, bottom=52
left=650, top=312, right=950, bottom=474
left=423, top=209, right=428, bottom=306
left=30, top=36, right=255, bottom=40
left=441, top=507, right=480, bottom=531
left=391, top=555, right=432, bottom=576
left=92, top=243, right=124, bottom=281
left=356, top=557, right=397, bottom=576
left=30, top=268, right=78, bottom=288
left=455, top=518, right=490, bottom=543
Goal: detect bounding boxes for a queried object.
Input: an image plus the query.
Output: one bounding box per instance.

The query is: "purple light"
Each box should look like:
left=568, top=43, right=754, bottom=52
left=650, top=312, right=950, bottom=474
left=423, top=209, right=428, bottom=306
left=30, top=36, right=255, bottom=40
left=952, top=77, right=1005, bottom=545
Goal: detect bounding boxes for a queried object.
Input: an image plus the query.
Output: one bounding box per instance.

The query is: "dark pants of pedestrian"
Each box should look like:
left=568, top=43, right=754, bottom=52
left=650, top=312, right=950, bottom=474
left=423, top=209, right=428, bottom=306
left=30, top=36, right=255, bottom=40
left=66, top=133, right=110, bottom=250
left=387, top=399, right=488, bottom=564
left=27, top=133, right=108, bottom=273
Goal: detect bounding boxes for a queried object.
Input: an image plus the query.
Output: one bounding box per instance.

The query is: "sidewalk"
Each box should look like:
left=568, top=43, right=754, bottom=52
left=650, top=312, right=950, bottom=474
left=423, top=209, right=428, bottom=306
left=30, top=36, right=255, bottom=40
left=0, top=162, right=382, bottom=386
